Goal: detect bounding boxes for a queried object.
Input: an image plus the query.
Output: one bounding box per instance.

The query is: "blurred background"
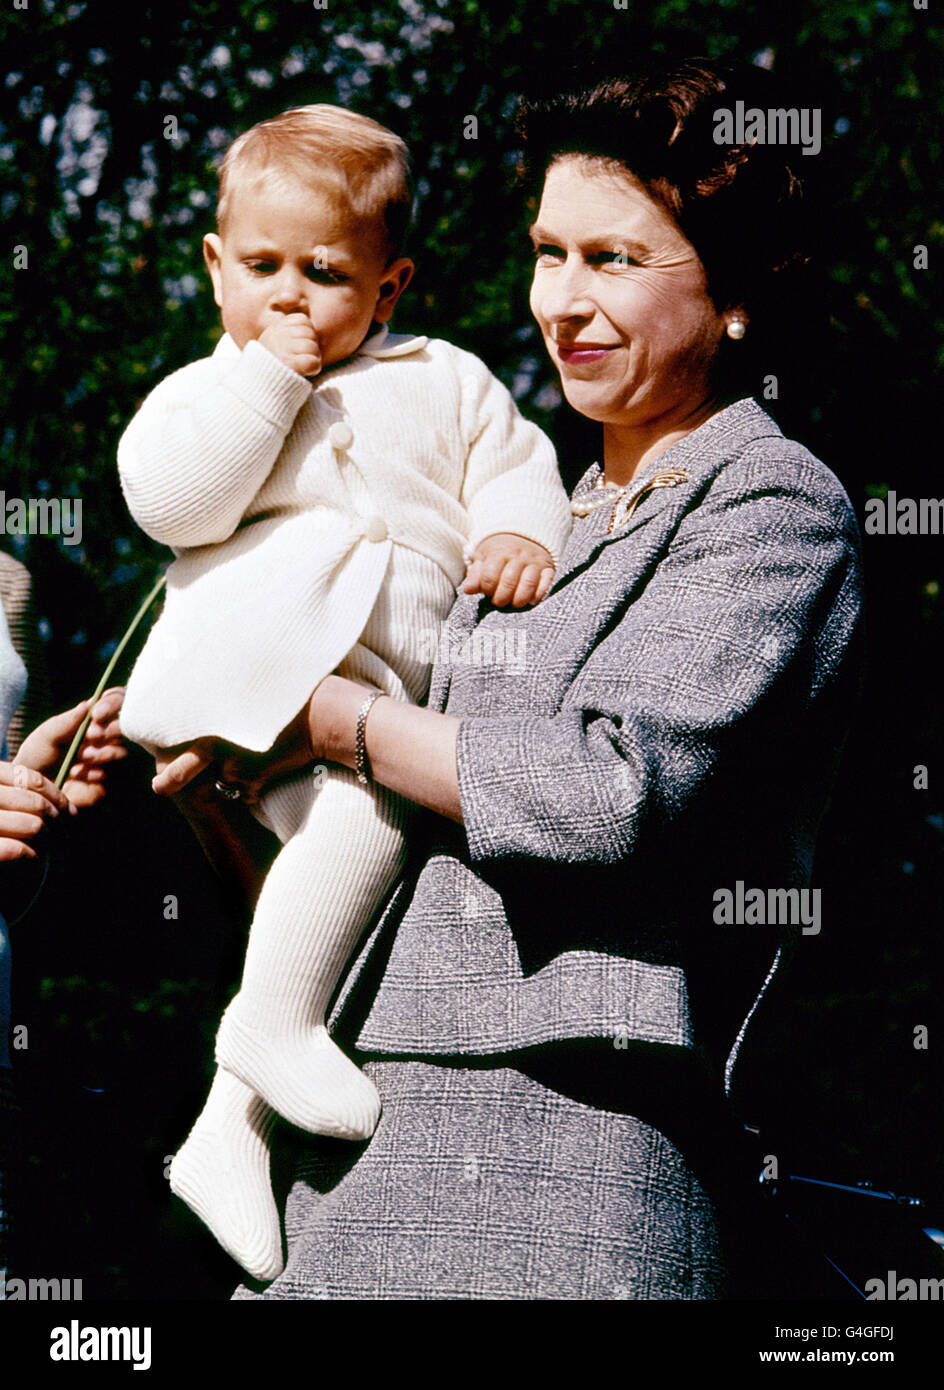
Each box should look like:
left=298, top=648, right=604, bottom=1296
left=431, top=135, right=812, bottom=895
left=0, top=0, right=941, bottom=1298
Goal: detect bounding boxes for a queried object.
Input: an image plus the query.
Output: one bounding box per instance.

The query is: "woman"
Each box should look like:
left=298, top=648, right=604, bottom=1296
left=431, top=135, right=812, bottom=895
left=151, top=60, right=863, bottom=1298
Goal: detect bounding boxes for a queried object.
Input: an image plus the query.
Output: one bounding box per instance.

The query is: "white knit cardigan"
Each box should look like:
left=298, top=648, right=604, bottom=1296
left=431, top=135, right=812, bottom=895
left=118, top=327, right=571, bottom=751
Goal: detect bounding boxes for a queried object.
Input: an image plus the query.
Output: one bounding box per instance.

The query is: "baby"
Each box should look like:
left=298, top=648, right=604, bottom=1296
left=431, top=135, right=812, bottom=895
left=117, top=105, right=571, bottom=1281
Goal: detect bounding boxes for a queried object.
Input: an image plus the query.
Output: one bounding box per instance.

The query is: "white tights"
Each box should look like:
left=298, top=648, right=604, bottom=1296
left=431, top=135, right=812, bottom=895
left=169, top=726, right=409, bottom=1281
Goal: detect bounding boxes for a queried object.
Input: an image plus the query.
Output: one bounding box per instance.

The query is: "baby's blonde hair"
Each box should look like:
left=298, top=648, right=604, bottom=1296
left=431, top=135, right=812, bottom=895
left=216, top=104, right=413, bottom=259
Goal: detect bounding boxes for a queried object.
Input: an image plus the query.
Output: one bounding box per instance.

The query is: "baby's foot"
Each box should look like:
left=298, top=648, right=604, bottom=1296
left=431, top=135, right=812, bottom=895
left=169, top=1067, right=283, bottom=1282
left=216, top=1007, right=381, bottom=1141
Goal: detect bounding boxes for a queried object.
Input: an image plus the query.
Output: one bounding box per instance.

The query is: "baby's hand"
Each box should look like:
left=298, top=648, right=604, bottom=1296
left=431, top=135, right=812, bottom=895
left=257, top=313, right=322, bottom=380
left=461, top=533, right=555, bottom=608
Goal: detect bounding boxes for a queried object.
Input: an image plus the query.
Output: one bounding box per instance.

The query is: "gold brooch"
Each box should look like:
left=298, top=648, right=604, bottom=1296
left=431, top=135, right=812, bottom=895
left=571, top=467, right=690, bottom=534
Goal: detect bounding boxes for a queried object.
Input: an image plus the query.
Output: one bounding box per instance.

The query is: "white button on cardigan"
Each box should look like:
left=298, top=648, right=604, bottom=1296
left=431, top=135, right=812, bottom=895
left=328, top=421, right=354, bottom=451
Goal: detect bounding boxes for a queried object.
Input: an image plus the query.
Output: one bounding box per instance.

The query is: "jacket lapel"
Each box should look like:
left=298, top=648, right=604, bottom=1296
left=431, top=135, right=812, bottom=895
left=550, top=398, right=785, bottom=592
left=552, top=466, right=692, bottom=589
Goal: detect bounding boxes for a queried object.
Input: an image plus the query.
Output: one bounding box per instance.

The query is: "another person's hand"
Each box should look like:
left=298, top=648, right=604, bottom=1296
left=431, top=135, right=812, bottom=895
left=14, top=698, right=92, bottom=779
left=59, top=687, right=129, bottom=808
left=15, top=688, right=128, bottom=809
left=257, top=313, right=322, bottom=380
left=461, top=533, right=555, bottom=607
left=1, top=689, right=128, bottom=864
left=0, top=760, right=75, bottom=862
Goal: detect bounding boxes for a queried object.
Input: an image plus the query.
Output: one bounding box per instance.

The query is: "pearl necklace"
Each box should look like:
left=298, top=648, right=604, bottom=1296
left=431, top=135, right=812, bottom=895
left=571, top=466, right=691, bottom=534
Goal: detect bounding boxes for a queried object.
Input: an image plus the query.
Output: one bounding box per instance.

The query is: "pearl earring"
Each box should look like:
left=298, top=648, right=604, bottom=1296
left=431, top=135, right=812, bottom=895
left=726, top=318, right=746, bottom=340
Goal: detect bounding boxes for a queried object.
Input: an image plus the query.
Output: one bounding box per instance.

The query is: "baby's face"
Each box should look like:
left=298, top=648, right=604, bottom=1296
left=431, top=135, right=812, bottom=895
left=203, top=175, right=412, bottom=369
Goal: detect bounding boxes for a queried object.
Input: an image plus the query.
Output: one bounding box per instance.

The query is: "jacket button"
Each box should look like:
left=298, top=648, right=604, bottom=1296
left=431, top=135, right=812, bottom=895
left=363, top=515, right=388, bottom=543
left=328, top=421, right=354, bottom=451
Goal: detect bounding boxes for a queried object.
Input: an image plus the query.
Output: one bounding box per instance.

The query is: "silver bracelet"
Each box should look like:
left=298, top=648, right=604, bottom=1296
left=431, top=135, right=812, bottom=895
left=354, top=690, right=385, bottom=785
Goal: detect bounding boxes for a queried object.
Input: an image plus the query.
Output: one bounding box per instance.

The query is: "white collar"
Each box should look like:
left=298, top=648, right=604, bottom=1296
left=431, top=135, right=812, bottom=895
left=212, top=325, right=428, bottom=362
left=357, top=324, right=428, bottom=358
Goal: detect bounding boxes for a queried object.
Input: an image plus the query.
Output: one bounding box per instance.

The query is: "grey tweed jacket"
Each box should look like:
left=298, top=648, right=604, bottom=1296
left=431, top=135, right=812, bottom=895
left=329, top=397, right=863, bottom=1097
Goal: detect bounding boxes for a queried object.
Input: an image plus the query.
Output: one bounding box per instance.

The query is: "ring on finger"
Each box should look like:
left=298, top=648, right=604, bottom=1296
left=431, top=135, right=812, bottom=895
left=214, top=779, right=243, bottom=801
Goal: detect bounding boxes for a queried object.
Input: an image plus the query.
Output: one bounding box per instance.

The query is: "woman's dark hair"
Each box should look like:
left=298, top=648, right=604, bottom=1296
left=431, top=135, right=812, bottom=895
left=518, top=59, right=817, bottom=399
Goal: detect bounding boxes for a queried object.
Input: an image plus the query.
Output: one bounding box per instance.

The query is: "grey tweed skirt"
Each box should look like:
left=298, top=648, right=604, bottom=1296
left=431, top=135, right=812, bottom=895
left=232, top=1051, right=738, bottom=1300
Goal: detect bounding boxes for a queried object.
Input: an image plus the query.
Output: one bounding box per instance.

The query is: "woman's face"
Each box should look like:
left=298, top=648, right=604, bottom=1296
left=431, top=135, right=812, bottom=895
left=529, top=157, right=730, bottom=435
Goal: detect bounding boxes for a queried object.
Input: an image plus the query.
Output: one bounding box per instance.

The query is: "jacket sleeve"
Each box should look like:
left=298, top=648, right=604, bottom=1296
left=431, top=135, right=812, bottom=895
left=454, top=350, right=572, bottom=567
left=117, top=340, right=312, bottom=548
left=0, top=594, right=26, bottom=759
left=455, top=452, right=863, bottom=866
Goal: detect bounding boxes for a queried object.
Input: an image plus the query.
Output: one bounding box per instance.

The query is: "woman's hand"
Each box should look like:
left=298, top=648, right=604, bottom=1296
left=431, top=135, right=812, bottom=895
left=151, top=701, right=316, bottom=803
left=150, top=674, right=463, bottom=823
left=148, top=729, right=292, bottom=912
